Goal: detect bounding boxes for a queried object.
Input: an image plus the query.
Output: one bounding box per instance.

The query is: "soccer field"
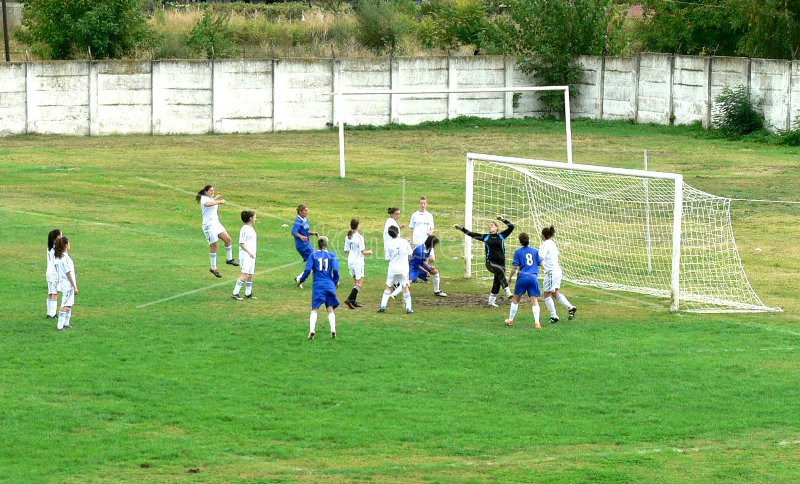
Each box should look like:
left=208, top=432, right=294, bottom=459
left=2, top=119, right=799, bottom=481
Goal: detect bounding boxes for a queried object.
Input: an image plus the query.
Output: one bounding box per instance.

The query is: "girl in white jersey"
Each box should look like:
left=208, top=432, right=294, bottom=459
left=54, top=237, right=78, bottom=331
left=232, top=211, right=258, bottom=301
left=379, top=225, right=414, bottom=314
left=539, top=225, right=577, bottom=323
left=344, top=218, right=373, bottom=309
left=45, top=228, right=62, bottom=320
left=383, top=207, right=406, bottom=260
left=196, top=185, right=239, bottom=278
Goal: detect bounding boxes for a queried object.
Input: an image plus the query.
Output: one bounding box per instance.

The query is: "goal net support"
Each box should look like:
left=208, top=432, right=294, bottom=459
left=464, top=153, right=780, bottom=313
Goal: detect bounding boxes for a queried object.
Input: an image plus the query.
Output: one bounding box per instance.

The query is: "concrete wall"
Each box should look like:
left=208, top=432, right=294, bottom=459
left=0, top=54, right=798, bottom=136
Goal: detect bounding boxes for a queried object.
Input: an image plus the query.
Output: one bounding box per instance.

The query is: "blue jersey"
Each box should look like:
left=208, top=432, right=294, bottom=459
left=292, top=216, right=312, bottom=250
left=513, top=246, right=542, bottom=277
left=300, top=250, right=340, bottom=287
left=409, top=245, right=432, bottom=272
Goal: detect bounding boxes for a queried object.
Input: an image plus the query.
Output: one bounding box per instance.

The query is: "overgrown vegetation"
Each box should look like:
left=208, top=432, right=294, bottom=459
left=711, top=85, right=764, bottom=138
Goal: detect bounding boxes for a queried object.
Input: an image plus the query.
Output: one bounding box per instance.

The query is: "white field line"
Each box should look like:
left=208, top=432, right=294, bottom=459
left=1, top=207, right=184, bottom=239
left=136, top=261, right=302, bottom=309
left=136, top=177, right=294, bottom=223
left=562, top=281, right=667, bottom=310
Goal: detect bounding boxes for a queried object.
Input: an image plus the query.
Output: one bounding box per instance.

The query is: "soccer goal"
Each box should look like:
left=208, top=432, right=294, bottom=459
left=464, top=153, right=780, bottom=313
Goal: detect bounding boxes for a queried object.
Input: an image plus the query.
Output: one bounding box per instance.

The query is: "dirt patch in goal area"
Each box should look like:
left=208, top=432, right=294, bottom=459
left=414, top=293, right=535, bottom=308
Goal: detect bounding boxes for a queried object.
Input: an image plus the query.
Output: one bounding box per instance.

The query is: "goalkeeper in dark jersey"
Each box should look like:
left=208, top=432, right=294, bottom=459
left=454, top=216, right=514, bottom=307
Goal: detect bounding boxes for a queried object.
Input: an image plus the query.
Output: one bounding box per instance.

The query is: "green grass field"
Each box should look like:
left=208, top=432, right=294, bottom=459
left=1, top=119, right=799, bottom=482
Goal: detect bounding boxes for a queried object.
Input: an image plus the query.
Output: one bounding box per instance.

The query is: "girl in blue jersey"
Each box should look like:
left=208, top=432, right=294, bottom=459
left=409, top=235, right=447, bottom=297
left=297, top=237, right=339, bottom=340
left=454, top=216, right=514, bottom=307
left=505, top=232, right=543, bottom=329
left=292, top=204, right=320, bottom=286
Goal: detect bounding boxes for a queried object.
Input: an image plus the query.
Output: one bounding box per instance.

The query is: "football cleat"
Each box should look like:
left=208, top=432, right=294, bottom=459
left=226, top=259, right=240, bottom=266
left=63, top=324, right=72, bottom=330
left=434, top=291, right=448, bottom=297
left=331, top=332, right=336, bottom=339
left=405, top=308, right=414, bottom=314
left=308, top=332, right=315, bottom=340
left=568, top=307, right=577, bottom=320
left=245, top=294, right=257, bottom=300
left=504, top=319, right=514, bottom=326
left=231, top=294, right=243, bottom=301
left=345, top=300, right=356, bottom=310
left=488, top=301, right=499, bottom=308
left=210, top=268, right=222, bottom=278
left=353, top=301, right=364, bottom=308
left=549, top=317, right=559, bottom=324
left=377, top=307, right=386, bottom=313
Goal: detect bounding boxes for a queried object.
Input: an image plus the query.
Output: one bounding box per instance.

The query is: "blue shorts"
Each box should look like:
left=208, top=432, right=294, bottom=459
left=311, top=285, right=339, bottom=310
left=296, top=244, right=313, bottom=262
left=514, top=275, right=541, bottom=297
left=409, top=264, right=433, bottom=282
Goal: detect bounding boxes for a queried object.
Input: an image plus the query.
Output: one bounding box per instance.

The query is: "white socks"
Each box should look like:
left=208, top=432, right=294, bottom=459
left=433, top=273, right=441, bottom=293
left=210, top=253, right=218, bottom=270
left=225, top=245, right=233, bottom=261
left=532, top=304, right=540, bottom=326
left=557, top=293, right=574, bottom=309
left=488, top=293, right=497, bottom=304
left=57, top=311, right=66, bottom=329
left=245, top=282, right=253, bottom=296
left=390, top=284, right=404, bottom=298
left=380, top=290, right=391, bottom=308
left=328, top=312, right=336, bottom=334
left=544, top=296, right=557, bottom=318
left=508, top=302, right=519, bottom=321
left=47, top=299, right=57, bottom=317
left=403, top=292, right=412, bottom=310
left=505, top=286, right=513, bottom=297
left=233, top=279, right=244, bottom=295
left=309, top=310, right=318, bottom=335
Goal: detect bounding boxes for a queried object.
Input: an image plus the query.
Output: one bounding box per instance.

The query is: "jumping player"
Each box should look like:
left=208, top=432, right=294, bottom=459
left=298, top=237, right=340, bottom=339
left=540, top=225, right=577, bottom=323
left=292, top=204, right=320, bottom=287
left=197, top=185, right=239, bottom=278
left=379, top=225, right=413, bottom=314
left=45, top=228, right=62, bottom=319
left=409, top=235, right=447, bottom=297
left=454, top=216, right=514, bottom=307
left=344, top=218, right=372, bottom=309
left=505, top=232, right=543, bottom=329
left=232, top=211, right=258, bottom=301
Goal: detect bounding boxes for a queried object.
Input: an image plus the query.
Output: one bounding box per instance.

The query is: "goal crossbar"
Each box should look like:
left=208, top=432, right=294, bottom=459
left=335, top=86, right=573, bottom=178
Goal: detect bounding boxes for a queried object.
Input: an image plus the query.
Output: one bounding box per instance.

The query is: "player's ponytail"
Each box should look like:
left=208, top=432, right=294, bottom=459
left=388, top=207, right=399, bottom=216
left=48, top=228, right=62, bottom=250
left=388, top=226, right=399, bottom=239
left=54, top=236, right=70, bottom=258
left=519, top=233, right=530, bottom=247
left=196, top=185, right=212, bottom=202
left=347, top=218, right=359, bottom=239
left=541, top=225, right=556, bottom=240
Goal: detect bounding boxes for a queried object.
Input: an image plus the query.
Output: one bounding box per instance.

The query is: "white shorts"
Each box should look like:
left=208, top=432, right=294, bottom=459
left=61, top=286, right=75, bottom=307
left=349, top=262, right=365, bottom=280
left=240, top=253, right=256, bottom=274
left=202, top=222, right=226, bottom=245
left=386, top=271, right=409, bottom=288
left=543, top=269, right=563, bottom=292
left=47, top=279, right=60, bottom=294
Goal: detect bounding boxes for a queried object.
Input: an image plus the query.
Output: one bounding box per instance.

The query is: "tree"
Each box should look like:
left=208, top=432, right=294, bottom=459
left=19, top=0, right=150, bottom=59
left=730, top=0, right=800, bottom=59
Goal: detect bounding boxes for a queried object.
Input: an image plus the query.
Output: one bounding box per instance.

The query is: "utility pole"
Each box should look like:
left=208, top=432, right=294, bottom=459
left=1, top=0, right=9, bottom=62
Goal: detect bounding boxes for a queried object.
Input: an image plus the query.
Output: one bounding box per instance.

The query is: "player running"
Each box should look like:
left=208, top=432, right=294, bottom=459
left=232, top=211, right=258, bottom=301
left=45, top=228, right=63, bottom=320
left=540, top=225, right=577, bottom=324
left=454, top=215, right=515, bottom=307
left=344, top=218, right=372, bottom=309
left=196, top=185, right=239, bottom=278
left=409, top=235, right=447, bottom=297
left=292, top=204, right=320, bottom=287
left=505, top=233, right=543, bottom=329
left=379, top=226, right=414, bottom=314
left=297, top=237, right=340, bottom=340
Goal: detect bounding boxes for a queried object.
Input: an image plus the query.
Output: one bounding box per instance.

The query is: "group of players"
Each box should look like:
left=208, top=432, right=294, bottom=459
left=193, top=185, right=577, bottom=339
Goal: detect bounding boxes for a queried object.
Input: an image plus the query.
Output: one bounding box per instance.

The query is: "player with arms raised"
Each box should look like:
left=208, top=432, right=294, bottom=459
left=505, top=232, right=543, bottom=329
left=540, top=225, right=577, bottom=323
left=298, top=237, right=340, bottom=340
left=454, top=216, right=515, bottom=307
left=196, top=185, right=238, bottom=278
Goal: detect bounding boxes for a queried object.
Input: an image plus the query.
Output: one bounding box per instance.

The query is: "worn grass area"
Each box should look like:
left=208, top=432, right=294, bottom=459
left=1, top=119, right=799, bottom=481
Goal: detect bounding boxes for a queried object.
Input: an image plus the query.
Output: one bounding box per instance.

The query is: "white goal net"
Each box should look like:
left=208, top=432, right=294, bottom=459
left=465, top=153, right=779, bottom=313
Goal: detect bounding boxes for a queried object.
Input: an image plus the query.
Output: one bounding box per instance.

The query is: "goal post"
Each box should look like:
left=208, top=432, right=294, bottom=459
left=464, top=152, right=780, bottom=313
left=335, top=86, right=573, bottom=178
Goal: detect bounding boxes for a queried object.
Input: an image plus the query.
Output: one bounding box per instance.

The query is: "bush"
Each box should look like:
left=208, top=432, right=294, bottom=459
left=18, top=0, right=151, bottom=59
left=712, top=85, right=764, bottom=138
left=420, top=0, right=489, bottom=52
left=188, top=9, right=236, bottom=59
left=355, top=0, right=416, bottom=54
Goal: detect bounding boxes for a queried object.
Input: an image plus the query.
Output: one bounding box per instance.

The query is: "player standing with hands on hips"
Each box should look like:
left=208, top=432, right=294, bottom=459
left=454, top=216, right=515, bottom=307
left=197, top=185, right=239, bottom=278
left=298, top=237, right=340, bottom=340
left=292, top=204, right=320, bottom=288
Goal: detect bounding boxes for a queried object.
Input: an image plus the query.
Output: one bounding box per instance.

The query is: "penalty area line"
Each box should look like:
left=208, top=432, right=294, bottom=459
left=135, top=177, right=294, bottom=223
left=136, top=261, right=302, bottom=309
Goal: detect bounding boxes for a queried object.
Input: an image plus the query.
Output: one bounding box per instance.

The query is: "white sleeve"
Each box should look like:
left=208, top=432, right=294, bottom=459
left=344, top=238, right=351, bottom=252
left=409, top=213, right=416, bottom=228
left=429, top=214, right=434, bottom=231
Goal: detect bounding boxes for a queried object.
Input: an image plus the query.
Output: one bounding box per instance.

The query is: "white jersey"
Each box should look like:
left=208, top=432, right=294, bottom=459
left=55, top=254, right=75, bottom=287
left=383, top=218, right=400, bottom=260
left=409, top=210, right=435, bottom=246
left=200, top=195, right=220, bottom=227
left=539, top=239, right=560, bottom=273
left=345, top=232, right=366, bottom=266
left=239, top=224, right=257, bottom=256
left=46, top=248, right=58, bottom=282
left=386, top=237, right=412, bottom=275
